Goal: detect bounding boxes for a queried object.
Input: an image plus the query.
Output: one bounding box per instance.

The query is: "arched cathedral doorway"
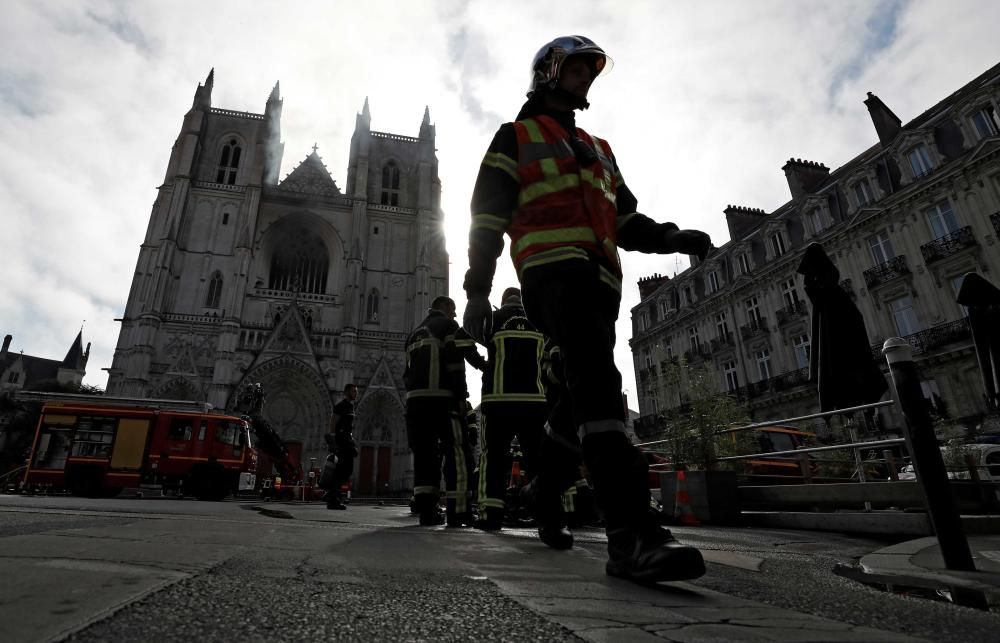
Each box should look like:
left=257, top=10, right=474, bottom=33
left=353, top=388, right=408, bottom=496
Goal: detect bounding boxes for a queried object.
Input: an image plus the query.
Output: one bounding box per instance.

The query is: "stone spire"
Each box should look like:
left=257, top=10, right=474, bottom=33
left=357, top=96, right=371, bottom=130
left=419, top=105, right=434, bottom=140
left=192, top=68, right=214, bottom=111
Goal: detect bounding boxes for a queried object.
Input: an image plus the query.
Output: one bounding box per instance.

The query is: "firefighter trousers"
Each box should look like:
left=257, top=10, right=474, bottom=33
left=477, top=401, right=547, bottom=518
left=522, top=261, right=653, bottom=531
left=406, top=396, right=470, bottom=516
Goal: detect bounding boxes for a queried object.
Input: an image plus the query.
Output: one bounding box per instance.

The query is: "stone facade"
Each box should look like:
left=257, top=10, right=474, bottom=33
left=630, top=61, right=1000, bottom=439
left=106, top=71, right=449, bottom=494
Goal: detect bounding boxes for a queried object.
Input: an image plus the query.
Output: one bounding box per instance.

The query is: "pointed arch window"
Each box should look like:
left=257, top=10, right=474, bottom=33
left=366, top=288, right=380, bottom=322
left=205, top=272, right=223, bottom=308
left=380, top=161, right=400, bottom=206
left=267, top=225, right=330, bottom=295
left=216, top=138, right=242, bottom=185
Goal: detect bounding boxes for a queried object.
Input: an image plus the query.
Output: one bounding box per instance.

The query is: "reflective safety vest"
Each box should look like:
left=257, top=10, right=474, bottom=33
left=404, top=311, right=466, bottom=400
left=482, top=305, right=547, bottom=405
left=508, top=115, right=622, bottom=293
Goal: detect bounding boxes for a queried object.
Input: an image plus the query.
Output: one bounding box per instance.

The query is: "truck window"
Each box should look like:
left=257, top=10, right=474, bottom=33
left=71, top=416, right=116, bottom=458
left=215, top=421, right=244, bottom=455
left=33, top=426, right=73, bottom=469
left=168, top=418, right=194, bottom=441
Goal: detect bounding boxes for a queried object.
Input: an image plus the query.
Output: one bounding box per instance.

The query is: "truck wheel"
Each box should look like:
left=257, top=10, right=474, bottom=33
left=67, top=466, right=104, bottom=498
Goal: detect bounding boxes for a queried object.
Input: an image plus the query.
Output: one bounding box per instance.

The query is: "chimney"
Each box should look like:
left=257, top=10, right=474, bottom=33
left=864, top=92, right=902, bottom=147
left=1, top=334, right=10, bottom=356
left=637, top=273, right=670, bottom=299
left=782, top=158, right=830, bottom=200
left=724, top=204, right=768, bottom=241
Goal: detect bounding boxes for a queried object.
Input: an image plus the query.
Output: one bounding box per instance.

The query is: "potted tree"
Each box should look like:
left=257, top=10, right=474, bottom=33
left=655, top=358, right=752, bottom=524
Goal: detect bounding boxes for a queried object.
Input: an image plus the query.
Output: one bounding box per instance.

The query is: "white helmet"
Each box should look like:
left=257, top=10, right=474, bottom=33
left=527, top=35, right=613, bottom=97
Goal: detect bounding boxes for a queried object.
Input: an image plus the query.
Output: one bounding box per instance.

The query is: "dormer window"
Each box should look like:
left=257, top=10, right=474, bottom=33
left=216, top=139, right=241, bottom=185
left=853, top=178, right=873, bottom=208
left=907, top=144, right=934, bottom=178
left=737, top=252, right=751, bottom=275
left=707, top=269, right=720, bottom=293
left=637, top=310, right=648, bottom=332
left=807, top=208, right=827, bottom=235
left=380, top=161, right=400, bottom=206
left=770, top=231, right=787, bottom=257
left=971, top=103, right=1000, bottom=139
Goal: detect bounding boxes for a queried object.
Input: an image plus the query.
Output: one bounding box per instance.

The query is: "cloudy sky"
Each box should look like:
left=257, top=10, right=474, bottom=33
left=2, top=0, right=998, bottom=407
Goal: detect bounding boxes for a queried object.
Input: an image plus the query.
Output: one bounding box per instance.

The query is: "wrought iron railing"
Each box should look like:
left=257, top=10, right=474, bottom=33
left=771, top=366, right=811, bottom=391
left=920, top=226, right=977, bottom=264
left=710, top=333, right=736, bottom=352
left=863, top=255, right=909, bottom=289
left=776, top=300, right=808, bottom=325
left=869, top=318, right=971, bottom=358
left=740, top=317, right=768, bottom=340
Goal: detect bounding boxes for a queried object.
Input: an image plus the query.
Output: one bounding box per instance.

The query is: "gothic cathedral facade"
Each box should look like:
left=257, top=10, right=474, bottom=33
left=106, top=71, right=450, bottom=495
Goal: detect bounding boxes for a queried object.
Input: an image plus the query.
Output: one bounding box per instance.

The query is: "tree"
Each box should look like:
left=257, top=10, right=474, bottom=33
left=655, top=358, right=753, bottom=471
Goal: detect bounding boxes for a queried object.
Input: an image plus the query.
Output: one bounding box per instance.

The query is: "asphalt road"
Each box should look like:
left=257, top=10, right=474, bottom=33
left=1, top=494, right=999, bottom=642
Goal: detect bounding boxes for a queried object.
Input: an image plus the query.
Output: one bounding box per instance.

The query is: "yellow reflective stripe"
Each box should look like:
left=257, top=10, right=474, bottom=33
left=406, top=389, right=454, bottom=399
left=414, top=485, right=438, bottom=495
left=479, top=498, right=505, bottom=509
left=617, top=212, right=638, bottom=229
left=598, top=265, right=623, bottom=295
left=483, top=151, right=518, bottom=180
left=520, top=118, right=546, bottom=143
left=494, top=336, right=505, bottom=396
left=471, top=213, right=509, bottom=233
left=482, top=393, right=547, bottom=403
left=519, top=173, right=580, bottom=206
left=516, top=247, right=589, bottom=278
left=453, top=338, right=477, bottom=348
left=580, top=167, right=615, bottom=201
left=493, top=330, right=543, bottom=340
left=512, top=226, right=597, bottom=256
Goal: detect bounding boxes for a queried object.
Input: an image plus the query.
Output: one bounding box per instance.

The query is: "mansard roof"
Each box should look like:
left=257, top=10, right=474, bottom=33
left=276, top=148, right=341, bottom=197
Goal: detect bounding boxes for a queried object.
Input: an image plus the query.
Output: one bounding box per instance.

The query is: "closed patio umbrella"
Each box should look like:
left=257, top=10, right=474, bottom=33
left=956, top=272, right=1000, bottom=414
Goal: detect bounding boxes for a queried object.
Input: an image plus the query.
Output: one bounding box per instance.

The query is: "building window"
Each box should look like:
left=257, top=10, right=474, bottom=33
left=7, top=372, right=19, bottom=384
left=889, top=296, right=921, bottom=337
left=380, top=161, right=400, bottom=206
left=366, top=288, right=380, bottom=322
left=638, top=310, right=649, bottom=331
left=756, top=349, right=772, bottom=381
left=659, top=298, right=671, bottom=318
left=688, top=326, right=700, bottom=353
left=723, top=360, right=739, bottom=392
left=793, top=334, right=810, bottom=370
left=971, top=103, right=1000, bottom=139
left=205, top=272, right=223, bottom=309
left=770, top=232, right=786, bottom=257
left=867, top=230, right=895, bottom=265
left=925, top=200, right=959, bottom=239
left=222, top=212, right=230, bottom=225
left=745, top=296, right=762, bottom=324
left=216, top=139, right=241, bottom=185
left=708, top=270, right=720, bottom=293
left=737, top=253, right=751, bottom=275
left=853, top=178, right=873, bottom=207
left=715, top=312, right=730, bottom=339
left=683, top=285, right=693, bottom=306
left=907, top=144, right=934, bottom=178
left=643, top=349, right=653, bottom=369
left=780, top=278, right=800, bottom=308
left=809, top=208, right=826, bottom=234
left=268, top=225, right=330, bottom=294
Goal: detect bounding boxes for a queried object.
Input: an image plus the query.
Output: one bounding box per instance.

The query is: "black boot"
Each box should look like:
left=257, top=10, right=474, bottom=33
left=446, top=511, right=475, bottom=528
left=605, top=524, right=705, bottom=583
left=419, top=509, right=446, bottom=526
left=538, top=523, right=574, bottom=550
left=474, top=509, right=503, bottom=531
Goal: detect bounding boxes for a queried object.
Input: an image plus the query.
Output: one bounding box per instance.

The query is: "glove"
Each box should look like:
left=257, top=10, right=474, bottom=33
left=463, top=295, right=491, bottom=343
left=664, top=228, right=712, bottom=261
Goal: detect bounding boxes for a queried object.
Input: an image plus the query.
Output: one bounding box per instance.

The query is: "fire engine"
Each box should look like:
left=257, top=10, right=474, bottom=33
left=19, top=391, right=256, bottom=500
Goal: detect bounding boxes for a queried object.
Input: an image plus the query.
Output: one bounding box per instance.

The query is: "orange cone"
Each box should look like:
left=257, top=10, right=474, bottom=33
left=673, top=470, right=701, bottom=526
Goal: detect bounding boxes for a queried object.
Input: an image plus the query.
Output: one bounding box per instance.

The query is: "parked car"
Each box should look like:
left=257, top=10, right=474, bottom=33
left=894, top=444, right=1000, bottom=482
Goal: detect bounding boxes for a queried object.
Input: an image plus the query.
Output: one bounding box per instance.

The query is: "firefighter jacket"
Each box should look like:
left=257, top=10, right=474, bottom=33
left=404, top=310, right=470, bottom=401
left=464, top=98, right=682, bottom=300
left=481, top=303, right=547, bottom=405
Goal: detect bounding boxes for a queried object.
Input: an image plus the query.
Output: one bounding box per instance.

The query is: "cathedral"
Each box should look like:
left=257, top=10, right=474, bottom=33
left=106, top=70, right=450, bottom=495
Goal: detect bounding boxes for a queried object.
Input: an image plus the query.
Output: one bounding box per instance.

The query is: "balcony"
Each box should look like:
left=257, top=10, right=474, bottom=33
left=920, top=226, right=977, bottom=264
left=869, top=318, right=972, bottom=358
left=710, top=333, right=735, bottom=352
left=776, top=300, right=809, bottom=326
left=771, top=366, right=811, bottom=391
left=740, top=317, right=768, bottom=340
left=863, top=255, right=910, bottom=289
left=991, top=211, right=1000, bottom=236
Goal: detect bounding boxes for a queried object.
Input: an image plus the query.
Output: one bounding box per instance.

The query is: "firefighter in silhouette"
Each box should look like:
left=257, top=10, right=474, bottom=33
left=322, top=383, right=358, bottom=510
left=405, top=296, right=484, bottom=527
left=463, top=36, right=710, bottom=583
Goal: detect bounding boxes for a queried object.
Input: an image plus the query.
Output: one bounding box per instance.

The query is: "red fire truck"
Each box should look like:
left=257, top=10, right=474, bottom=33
left=19, top=392, right=257, bottom=500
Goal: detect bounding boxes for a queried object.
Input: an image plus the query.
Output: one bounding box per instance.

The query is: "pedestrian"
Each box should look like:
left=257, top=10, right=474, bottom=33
left=324, top=383, right=359, bottom=510
left=463, top=35, right=712, bottom=583
left=405, top=296, right=481, bottom=527
left=472, top=287, right=554, bottom=538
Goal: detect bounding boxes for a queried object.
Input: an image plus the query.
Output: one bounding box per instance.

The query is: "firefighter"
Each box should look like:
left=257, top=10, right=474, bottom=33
left=405, top=296, right=482, bottom=527
left=324, top=383, right=359, bottom=510
left=463, top=36, right=711, bottom=583
left=471, top=287, right=554, bottom=538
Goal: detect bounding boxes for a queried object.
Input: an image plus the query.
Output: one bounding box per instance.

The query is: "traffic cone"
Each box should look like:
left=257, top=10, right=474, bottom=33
left=673, top=470, right=701, bottom=527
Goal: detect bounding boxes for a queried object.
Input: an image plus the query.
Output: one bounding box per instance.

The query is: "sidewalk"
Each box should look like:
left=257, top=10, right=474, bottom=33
left=860, top=534, right=1000, bottom=593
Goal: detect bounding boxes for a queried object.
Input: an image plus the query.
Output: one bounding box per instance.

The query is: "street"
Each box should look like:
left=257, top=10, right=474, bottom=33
left=1, top=494, right=999, bottom=642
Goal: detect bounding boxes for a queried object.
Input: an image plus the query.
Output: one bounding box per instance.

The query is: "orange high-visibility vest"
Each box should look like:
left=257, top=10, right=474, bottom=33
left=508, top=115, right=622, bottom=293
